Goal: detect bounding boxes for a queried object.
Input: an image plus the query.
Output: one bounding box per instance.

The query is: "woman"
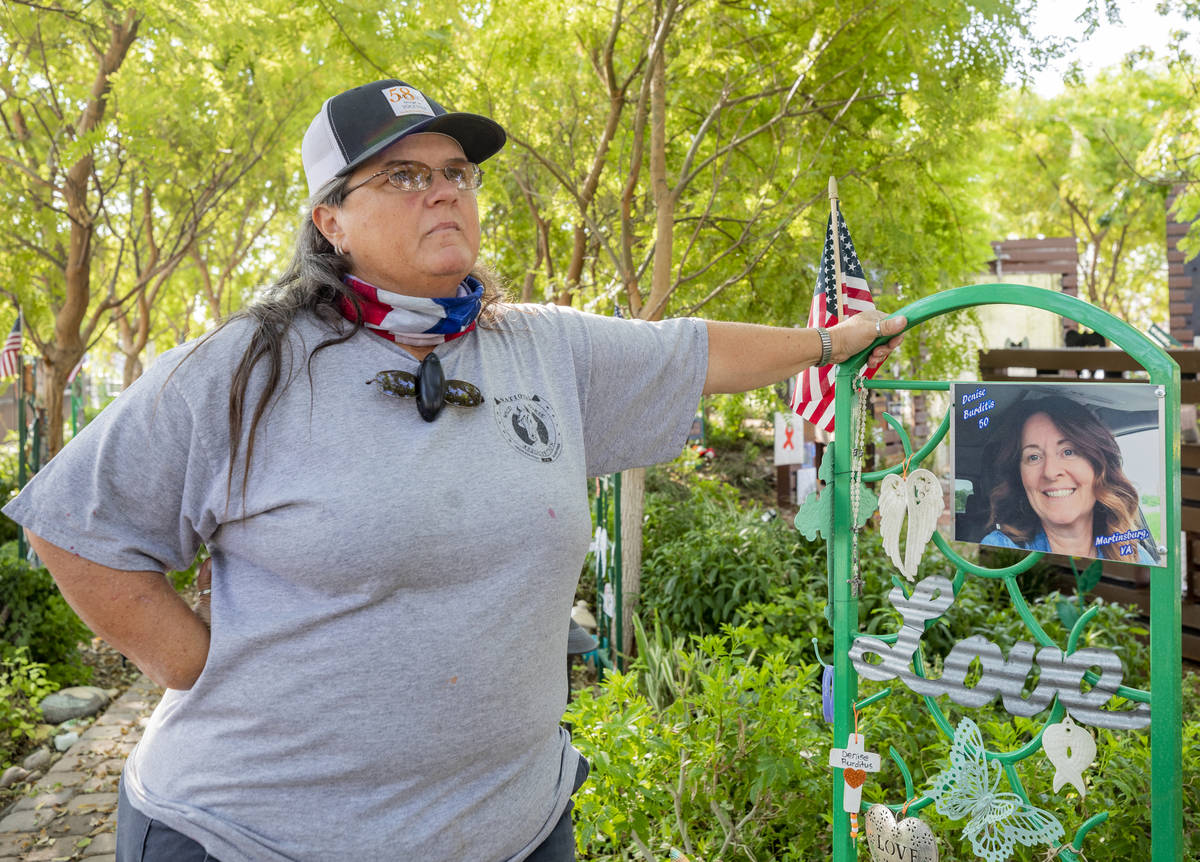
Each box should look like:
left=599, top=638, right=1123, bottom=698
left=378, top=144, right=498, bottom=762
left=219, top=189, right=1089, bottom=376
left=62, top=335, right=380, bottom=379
left=3, top=79, right=903, bottom=862
left=982, top=395, right=1158, bottom=564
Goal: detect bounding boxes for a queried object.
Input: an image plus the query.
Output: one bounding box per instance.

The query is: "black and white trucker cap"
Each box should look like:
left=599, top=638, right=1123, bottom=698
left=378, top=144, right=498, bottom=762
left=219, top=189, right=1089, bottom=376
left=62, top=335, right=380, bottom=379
left=301, top=79, right=507, bottom=197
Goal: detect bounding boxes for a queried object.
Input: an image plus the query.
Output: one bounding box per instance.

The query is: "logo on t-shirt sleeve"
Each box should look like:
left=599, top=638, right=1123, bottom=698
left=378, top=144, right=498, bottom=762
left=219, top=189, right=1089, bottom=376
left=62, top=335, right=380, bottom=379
left=493, top=394, right=562, bottom=462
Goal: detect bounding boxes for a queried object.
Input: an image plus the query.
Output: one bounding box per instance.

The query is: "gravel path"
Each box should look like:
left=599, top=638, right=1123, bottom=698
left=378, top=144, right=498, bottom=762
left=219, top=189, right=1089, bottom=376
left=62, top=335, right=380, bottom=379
left=0, top=675, right=162, bottom=862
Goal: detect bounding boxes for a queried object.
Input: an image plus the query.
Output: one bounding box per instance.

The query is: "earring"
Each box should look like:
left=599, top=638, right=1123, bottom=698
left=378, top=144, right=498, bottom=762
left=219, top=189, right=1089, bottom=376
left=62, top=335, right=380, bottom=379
left=334, top=241, right=344, bottom=256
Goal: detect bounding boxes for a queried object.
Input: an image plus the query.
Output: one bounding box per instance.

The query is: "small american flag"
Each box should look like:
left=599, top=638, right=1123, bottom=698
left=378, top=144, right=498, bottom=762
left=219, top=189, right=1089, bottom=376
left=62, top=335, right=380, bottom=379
left=789, top=210, right=877, bottom=431
left=67, top=354, right=85, bottom=384
left=0, top=317, right=22, bottom=379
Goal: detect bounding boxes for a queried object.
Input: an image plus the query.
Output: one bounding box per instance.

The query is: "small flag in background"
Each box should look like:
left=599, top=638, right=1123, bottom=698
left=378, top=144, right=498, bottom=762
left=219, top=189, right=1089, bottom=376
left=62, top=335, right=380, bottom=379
left=67, top=354, right=85, bottom=385
left=0, top=317, right=22, bottom=379
left=790, top=210, right=877, bottom=432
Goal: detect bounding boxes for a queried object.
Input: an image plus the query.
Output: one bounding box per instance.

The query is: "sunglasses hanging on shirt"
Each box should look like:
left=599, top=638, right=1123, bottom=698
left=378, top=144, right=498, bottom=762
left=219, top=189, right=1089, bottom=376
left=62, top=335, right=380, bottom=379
left=367, top=354, right=483, bottom=422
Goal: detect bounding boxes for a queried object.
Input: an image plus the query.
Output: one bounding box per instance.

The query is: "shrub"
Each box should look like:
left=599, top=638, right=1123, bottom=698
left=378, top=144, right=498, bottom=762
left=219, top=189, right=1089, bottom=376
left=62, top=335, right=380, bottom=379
left=569, top=616, right=1200, bottom=861
left=0, top=542, right=92, bottom=686
left=568, top=622, right=833, bottom=861
left=0, top=439, right=21, bottom=548
left=702, top=393, right=752, bottom=448
left=169, top=551, right=207, bottom=592
left=0, top=647, right=59, bottom=766
left=640, top=473, right=814, bottom=637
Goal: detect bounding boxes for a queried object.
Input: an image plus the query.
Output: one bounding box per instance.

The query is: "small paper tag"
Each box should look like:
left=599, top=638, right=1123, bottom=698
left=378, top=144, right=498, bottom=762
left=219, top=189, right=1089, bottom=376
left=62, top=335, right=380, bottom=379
left=601, top=582, right=615, bottom=618
left=831, top=748, right=881, bottom=772
left=382, top=85, right=435, bottom=117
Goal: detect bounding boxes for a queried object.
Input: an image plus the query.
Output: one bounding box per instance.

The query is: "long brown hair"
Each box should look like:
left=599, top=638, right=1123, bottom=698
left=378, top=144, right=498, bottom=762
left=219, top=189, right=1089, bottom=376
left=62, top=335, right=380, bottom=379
left=197, top=175, right=508, bottom=506
left=986, top=395, right=1146, bottom=561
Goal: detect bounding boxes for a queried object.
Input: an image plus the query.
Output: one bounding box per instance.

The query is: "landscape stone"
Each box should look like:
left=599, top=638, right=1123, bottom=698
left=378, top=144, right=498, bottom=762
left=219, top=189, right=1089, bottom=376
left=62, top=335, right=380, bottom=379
left=0, top=832, right=25, bottom=855
left=0, top=767, right=28, bottom=789
left=81, top=724, right=124, bottom=740
left=83, top=831, right=117, bottom=856
left=35, top=770, right=85, bottom=789
left=55, top=814, right=97, bottom=836
left=48, top=753, right=86, bottom=774
left=67, top=792, right=119, bottom=815
left=21, top=747, right=51, bottom=772
left=54, top=731, right=80, bottom=752
left=0, top=674, right=163, bottom=862
left=23, top=837, right=75, bottom=862
left=40, top=687, right=110, bottom=724
left=80, top=773, right=120, bottom=794
left=34, top=787, right=78, bottom=809
left=0, top=806, right=58, bottom=831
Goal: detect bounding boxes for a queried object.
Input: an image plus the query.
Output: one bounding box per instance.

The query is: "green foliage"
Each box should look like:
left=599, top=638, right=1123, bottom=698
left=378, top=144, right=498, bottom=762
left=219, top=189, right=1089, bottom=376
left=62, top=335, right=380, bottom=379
left=640, top=473, right=810, bottom=636
left=593, top=481, right=1180, bottom=858
left=980, top=58, right=1199, bottom=327
left=0, top=647, right=59, bottom=767
left=703, top=394, right=752, bottom=448
left=0, top=440, right=21, bottom=548
left=0, top=544, right=92, bottom=687
left=467, top=0, right=1035, bottom=356
left=572, top=579, right=1197, bottom=860
left=567, top=624, right=833, bottom=861
left=168, top=550, right=207, bottom=593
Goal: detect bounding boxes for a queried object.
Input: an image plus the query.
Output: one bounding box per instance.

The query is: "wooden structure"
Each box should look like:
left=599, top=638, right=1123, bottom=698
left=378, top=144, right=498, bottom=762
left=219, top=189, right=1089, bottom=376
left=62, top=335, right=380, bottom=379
left=989, top=237, right=1080, bottom=338
left=1168, top=186, right=1199, bottom=344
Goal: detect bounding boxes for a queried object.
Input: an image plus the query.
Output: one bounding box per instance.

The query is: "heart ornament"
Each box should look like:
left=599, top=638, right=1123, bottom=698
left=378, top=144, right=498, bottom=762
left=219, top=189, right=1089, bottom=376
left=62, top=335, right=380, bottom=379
left=865, top=803, right=939, bottom=862
left=844, top=768, right=868, bottom=789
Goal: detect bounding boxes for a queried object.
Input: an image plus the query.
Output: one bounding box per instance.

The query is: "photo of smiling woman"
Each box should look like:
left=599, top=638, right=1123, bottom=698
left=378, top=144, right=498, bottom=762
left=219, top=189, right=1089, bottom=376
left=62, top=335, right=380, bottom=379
left=980, top=393, right=1160, bottom=564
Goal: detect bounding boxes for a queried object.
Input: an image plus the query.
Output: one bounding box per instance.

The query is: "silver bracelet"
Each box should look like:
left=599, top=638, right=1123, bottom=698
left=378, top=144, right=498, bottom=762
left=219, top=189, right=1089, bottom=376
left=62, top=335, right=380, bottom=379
left=816, top=327, right=833, bottom=366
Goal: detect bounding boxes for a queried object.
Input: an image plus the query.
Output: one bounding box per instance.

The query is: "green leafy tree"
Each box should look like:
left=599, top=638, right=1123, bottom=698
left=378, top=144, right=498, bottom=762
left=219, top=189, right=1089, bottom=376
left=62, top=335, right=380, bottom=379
left=1133, top=18, right=1200, bottom=257
left=0, top=0, right=456, bottom=449
left=458, top=0, right=1035, bottom=653
left=983, top=58, right=1200, bottom=327
left=0, top=1, right=319, bottom=450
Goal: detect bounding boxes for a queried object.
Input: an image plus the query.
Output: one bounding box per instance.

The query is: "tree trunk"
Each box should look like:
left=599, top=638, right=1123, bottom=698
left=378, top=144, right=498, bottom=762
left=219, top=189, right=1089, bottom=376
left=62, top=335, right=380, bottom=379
left=618, top=20, right=675, bottom=659
left=115, top=305, right=147, bottom=390
left=39, top=360, right=71, bottom=455
left=40, top=9, right=140, bottom=456
left=122, top=352, right=144, bottom=390
left=618, top=465, right=646, bottom=658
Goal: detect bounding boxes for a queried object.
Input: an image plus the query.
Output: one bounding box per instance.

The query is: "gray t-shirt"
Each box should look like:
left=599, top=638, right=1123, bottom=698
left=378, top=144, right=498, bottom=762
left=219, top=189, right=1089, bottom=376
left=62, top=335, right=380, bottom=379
left=4, top=304, right=707, bottom=862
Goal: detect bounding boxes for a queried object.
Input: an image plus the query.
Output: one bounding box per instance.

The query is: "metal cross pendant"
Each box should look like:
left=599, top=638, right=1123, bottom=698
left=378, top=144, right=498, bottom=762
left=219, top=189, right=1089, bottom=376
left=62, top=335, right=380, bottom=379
left=848, top=572, right=865, bottom=597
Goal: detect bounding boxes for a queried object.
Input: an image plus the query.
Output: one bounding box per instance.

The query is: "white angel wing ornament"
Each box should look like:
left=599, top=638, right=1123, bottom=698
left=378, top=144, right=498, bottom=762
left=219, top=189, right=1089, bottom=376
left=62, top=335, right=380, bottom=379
left=878, top=473, right=907, bottom=573
left=876, top=468, right=945, bottom=581
left=904, top=469, right=943, bottom=579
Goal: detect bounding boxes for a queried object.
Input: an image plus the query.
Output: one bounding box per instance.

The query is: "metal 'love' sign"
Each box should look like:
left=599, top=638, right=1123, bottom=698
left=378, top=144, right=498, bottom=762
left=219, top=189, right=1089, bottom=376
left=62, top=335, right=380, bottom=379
left=848, top=575, right=1150, bottom=729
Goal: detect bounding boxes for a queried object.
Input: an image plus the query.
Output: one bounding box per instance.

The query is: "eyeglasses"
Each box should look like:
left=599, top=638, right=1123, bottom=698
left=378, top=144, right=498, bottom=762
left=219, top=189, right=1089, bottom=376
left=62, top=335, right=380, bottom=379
left=367, top=354, right=482, bottom=422
left=345, top=160, right=484, bottom=195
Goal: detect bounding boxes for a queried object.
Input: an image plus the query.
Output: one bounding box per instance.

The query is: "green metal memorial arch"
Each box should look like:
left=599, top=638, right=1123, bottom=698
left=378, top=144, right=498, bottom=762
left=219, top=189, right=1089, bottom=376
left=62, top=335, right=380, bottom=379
left=819, top=284, right=1182, bottom=861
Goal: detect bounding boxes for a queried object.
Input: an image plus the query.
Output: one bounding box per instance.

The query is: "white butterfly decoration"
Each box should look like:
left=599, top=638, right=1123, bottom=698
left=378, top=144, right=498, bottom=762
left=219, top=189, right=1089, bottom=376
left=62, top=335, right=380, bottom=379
left=927, top=718, right=1064, bottom=862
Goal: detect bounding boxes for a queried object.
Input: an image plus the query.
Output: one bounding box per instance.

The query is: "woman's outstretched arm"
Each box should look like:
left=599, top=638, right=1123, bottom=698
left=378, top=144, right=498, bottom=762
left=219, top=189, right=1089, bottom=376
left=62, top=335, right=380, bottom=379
left=703, top=311, right=906, bottom=395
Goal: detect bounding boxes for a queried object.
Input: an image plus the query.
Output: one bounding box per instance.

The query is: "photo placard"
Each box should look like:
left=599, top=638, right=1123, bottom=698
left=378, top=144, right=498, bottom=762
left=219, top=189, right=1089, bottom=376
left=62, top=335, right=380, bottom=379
left=951, top=382, right=1165, bottom=565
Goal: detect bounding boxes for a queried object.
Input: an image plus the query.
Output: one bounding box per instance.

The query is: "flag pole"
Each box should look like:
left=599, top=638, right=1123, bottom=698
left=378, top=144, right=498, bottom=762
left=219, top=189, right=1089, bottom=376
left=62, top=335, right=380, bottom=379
left=829, top=176, right=845, bottom=322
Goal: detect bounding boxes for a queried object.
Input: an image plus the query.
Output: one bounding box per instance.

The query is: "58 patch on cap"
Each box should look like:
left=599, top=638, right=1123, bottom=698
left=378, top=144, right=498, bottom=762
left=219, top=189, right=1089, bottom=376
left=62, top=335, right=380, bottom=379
left=301, top=78, right=506, bottom=197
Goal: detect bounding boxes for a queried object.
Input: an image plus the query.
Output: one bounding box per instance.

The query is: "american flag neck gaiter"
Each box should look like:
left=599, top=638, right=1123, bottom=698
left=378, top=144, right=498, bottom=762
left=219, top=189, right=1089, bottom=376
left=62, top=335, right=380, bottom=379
left=338, top=274, right=484, bottom=347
